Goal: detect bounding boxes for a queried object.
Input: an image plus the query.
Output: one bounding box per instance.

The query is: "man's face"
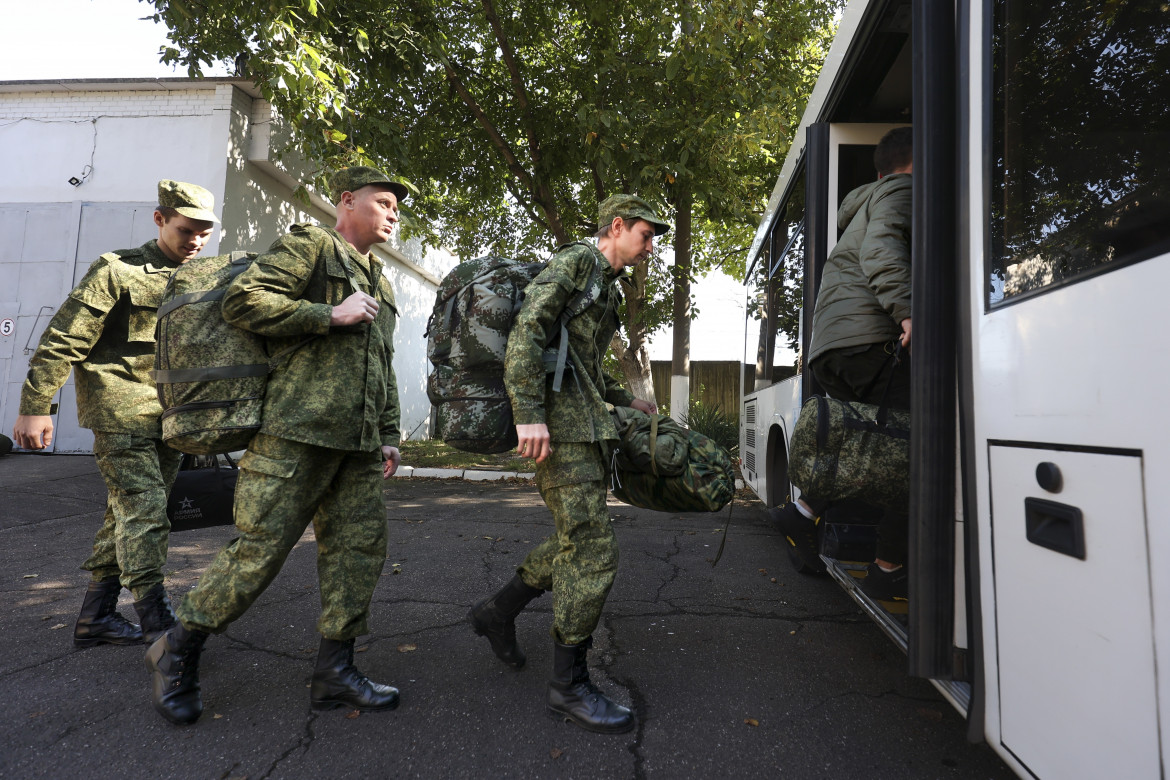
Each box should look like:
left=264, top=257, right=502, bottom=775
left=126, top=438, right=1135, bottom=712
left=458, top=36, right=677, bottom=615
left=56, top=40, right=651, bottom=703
left=154, top=212, right=214, bottom=263
left=611, top=217, right=657, bottom=270
left=344, top=186, right=400, bottom=247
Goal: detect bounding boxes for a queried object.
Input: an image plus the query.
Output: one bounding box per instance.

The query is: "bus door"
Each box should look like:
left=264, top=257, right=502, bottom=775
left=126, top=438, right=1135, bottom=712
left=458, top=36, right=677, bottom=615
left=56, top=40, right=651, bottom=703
left=804, top=122, right=916, bottom=640
left=966, top=1, right=1169, bottom=776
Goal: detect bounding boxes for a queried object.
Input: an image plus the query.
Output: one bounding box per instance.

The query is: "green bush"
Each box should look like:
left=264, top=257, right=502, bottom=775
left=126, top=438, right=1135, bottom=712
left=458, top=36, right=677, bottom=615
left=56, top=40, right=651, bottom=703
left=681, top=399, right=739, bottom=456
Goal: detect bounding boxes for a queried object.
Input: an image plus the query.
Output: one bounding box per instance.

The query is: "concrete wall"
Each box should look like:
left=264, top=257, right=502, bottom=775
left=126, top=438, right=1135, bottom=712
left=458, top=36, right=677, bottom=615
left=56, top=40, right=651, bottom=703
left=0, top=79, right=449, bottom=453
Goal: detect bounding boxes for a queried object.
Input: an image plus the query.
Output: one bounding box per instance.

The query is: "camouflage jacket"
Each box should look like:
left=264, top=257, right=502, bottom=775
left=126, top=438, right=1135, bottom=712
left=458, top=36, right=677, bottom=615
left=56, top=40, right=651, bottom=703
left=19, top=240, right=180, bottom=436
left=221, top=224, right=400, bottom=451
left=505, top=241, right=635, bottom=443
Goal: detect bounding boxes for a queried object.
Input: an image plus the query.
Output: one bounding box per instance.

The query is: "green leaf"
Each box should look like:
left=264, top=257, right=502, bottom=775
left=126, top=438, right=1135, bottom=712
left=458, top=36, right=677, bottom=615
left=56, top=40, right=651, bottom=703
left=666, top=56, right=681, bottom=80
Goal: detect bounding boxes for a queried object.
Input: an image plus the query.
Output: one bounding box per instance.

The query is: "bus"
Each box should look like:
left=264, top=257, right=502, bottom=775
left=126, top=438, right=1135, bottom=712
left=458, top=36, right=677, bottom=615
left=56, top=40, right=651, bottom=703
left=738, top=0, right=1169, bottom=777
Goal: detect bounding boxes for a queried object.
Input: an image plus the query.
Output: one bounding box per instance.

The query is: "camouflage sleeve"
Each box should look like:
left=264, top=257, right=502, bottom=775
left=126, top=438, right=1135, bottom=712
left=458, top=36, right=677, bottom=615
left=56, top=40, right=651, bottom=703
left=604, top=376, right=636, bottom=408
left=380, top=361, right=401, bottom=446
left=18, top=259, right=118, bottom=415
left=504, top=248, right=589, bottom=426
left=221, top=229, right=333, bottom=337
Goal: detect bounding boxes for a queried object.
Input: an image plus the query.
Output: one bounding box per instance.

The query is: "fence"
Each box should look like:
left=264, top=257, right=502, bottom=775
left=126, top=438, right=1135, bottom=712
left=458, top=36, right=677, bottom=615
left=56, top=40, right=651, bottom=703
left=649, top=361, right=796, bottom=424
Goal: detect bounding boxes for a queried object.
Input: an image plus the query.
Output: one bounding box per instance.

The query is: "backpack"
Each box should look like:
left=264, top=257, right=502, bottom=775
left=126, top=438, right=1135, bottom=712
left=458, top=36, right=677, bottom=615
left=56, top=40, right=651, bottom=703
left=425, top=249, right=603, bottom=453
left=154, top=251, right=313, bottom=455
left=607, top=405, right=736, bottom=513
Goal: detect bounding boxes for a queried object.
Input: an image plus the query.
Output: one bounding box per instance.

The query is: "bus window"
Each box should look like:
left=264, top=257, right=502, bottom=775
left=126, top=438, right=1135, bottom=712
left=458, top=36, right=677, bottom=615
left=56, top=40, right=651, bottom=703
left=745, top=178, right=805, bottom=392
left=990, top=0, right=1170, bottom=306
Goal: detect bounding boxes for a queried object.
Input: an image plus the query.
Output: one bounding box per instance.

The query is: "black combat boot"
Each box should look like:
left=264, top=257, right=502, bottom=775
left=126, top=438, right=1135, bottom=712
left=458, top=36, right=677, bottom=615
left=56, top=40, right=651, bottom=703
left=133, top=583, right=177, bottom=644
left=468, top=575, right=544, bottom=669
left=310, top=638, right=399, bottom=712
left=73, top=576, right=143, bottom=647
left=547, top=637, right=635, bottom=734
left=145, top=623, right=208, bottom=725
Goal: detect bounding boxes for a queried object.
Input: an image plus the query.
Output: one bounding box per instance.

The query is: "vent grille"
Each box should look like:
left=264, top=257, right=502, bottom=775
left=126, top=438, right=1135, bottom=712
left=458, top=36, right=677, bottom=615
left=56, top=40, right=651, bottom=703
left=745, top=451, right=756, bottom=471
left=745, top=401, right=756, bottom=425
left=746, top=428, right=756, bottom=448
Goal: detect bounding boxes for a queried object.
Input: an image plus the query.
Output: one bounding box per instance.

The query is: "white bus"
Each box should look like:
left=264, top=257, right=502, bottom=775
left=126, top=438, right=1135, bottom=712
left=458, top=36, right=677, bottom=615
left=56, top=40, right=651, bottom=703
left=739, top=0, right=1169, bottom=777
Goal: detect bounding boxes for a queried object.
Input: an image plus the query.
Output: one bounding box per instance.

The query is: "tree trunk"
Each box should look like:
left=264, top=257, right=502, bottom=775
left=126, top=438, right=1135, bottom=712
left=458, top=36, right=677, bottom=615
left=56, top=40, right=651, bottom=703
left=612, top=262, right=656, bottom=405
left=611, top=333, right=656, bottom=404
left=670, top=188, right=693, bottom=423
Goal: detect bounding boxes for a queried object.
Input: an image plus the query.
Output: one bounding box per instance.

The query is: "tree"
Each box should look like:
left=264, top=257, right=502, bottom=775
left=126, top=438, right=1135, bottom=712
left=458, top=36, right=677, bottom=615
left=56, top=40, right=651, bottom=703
left=148, top=0, right=839, bottom=409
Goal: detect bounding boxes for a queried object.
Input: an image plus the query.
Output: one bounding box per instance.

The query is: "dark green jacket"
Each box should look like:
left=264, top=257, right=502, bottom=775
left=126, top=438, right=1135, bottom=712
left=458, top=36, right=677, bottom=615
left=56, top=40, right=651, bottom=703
left=221, top=224, right=400, bottom=451
left=809, top=173, right=912, bottom=361
left=20, top=240, right=180, bottom=436
left=505, top=242, right=635, bottom=443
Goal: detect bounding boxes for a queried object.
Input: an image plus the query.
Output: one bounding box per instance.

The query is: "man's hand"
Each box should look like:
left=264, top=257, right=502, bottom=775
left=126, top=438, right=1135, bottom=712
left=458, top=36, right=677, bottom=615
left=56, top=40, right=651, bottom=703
left=899, top=317, right=912, bottom=350
left=331, top=291, right=380, bottom=327
left=13, top=415, right=54, bottom=450
left=515, top=423, right=551, bottom=464
left=381, top=445, right=401, bottom=479
left=630, top=399, right=657, bottom=414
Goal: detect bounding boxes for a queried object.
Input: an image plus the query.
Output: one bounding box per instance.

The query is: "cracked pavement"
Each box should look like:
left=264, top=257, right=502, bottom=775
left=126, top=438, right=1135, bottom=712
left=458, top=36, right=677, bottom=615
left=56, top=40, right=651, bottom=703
left=0, top=454, right=1014, bottom=779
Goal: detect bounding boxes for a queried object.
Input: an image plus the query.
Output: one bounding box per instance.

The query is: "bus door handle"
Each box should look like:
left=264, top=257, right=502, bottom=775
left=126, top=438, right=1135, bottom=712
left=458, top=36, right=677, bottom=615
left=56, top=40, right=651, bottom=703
left=1024, top=497, right=1086, bottom=560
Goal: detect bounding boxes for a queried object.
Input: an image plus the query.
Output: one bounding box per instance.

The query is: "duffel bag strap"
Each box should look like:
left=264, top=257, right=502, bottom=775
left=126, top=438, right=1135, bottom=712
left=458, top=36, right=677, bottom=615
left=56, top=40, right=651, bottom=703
left=649, top=414, right=660, bottom=477
left=711, top=500, right=734, bottom=567
left=867, top=340, right=904, bottom=428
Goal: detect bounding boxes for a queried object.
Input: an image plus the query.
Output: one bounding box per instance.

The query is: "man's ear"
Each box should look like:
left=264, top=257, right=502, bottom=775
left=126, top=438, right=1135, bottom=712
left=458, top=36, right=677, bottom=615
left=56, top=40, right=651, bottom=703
left=153, top=210, right=166, bottom=228
left=610, top=216, right=625, bottom=235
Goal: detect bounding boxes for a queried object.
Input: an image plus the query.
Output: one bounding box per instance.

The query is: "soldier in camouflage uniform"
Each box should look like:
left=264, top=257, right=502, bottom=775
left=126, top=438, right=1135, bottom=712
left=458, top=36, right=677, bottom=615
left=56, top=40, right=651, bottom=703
left=12, top=180, right=217, bottom=649
left=468, top=194, right=668, bottom=734
left=146, top=166, right=407, bottom=726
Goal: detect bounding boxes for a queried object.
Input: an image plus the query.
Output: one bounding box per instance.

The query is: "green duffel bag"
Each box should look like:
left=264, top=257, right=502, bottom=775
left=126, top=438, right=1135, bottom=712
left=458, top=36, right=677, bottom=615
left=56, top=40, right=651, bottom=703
left=608, top=406, right=735, bottom=513
left=788, top=395, right=911, bottom=513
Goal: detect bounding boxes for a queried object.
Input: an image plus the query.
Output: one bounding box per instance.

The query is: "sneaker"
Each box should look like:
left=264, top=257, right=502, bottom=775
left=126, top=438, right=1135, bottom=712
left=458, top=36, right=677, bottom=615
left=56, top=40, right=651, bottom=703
left=771, top=503, right=823, bottom=573
left=860, top=563, right=908, bottom=601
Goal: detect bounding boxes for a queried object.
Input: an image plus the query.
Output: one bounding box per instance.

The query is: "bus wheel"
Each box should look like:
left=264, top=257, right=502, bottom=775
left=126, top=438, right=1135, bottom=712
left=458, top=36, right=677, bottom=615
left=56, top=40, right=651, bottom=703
left=770, top=504, right=826, bottom=575
left=785, top=535, right=826, bottom=575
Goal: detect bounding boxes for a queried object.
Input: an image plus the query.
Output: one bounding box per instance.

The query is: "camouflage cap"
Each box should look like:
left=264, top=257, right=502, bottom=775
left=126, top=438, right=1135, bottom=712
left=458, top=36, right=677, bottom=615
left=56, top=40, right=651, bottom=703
left=599, top=194, right=670, bottom=236
left=329, top=166, right=409, bottom=204
left=157, top=180, right=219, bottom=223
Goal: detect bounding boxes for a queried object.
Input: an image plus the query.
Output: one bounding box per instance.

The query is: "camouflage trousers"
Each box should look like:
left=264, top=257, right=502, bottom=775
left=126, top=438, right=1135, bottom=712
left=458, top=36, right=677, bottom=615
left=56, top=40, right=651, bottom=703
left=84, top=431, right=182, bottom=599
left=518, top=442, right=617, bottom=646
left=177, top=433, right=387, bottom=640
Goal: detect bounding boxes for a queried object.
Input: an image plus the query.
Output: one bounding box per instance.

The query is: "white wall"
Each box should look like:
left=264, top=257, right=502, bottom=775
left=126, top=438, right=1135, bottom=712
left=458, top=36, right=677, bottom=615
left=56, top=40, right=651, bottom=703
left=0, top=79, right=448, bottom=452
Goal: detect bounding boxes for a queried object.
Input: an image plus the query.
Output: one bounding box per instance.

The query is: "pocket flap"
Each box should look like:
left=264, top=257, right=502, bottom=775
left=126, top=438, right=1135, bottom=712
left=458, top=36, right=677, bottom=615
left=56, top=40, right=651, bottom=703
left=239, top=450, right=298, bottom=479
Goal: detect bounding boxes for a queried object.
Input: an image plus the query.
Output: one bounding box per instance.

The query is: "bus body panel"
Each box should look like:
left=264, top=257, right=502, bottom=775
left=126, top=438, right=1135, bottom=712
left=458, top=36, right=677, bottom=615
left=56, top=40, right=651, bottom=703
left=741, top=0, right=1168, bottom=776
left=741, top=376, right=802, bottom=507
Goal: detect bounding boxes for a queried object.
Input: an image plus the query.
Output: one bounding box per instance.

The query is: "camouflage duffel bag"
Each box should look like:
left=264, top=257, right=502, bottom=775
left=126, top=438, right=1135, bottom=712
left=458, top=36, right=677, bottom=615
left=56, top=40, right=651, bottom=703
left=608, top=406, right=735, bottom=513
left=788, top=395, right=910, bottom=513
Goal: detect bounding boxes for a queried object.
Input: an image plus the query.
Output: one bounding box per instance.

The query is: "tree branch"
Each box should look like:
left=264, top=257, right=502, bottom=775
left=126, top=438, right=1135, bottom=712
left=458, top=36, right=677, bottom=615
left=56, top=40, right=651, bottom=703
left=479, top=0, right=568, bottom=243
left=441, top=58, right=537, bottom=204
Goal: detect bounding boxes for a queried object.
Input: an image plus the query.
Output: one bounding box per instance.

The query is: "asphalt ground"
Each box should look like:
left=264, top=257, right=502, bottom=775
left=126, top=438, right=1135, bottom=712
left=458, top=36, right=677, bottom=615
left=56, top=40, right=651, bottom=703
left=0, top=453, right=1016, bottom=779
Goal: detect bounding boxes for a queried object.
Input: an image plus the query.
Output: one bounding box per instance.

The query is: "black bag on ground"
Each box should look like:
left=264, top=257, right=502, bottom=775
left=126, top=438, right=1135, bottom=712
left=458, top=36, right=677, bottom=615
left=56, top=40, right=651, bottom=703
left=166, top=453, right=239, bottom=532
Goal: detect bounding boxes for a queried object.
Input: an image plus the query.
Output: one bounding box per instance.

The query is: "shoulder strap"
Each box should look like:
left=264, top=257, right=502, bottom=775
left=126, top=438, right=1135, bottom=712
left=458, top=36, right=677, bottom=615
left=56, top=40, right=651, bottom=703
left=548, top=246, right=607, bottom=393
left=327, top=232, right=368, bottom=295
left=156, top=251, right=258, bottom=320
